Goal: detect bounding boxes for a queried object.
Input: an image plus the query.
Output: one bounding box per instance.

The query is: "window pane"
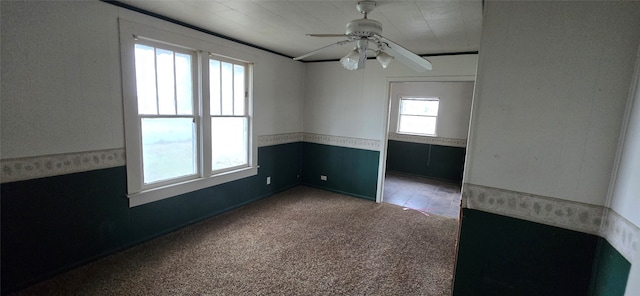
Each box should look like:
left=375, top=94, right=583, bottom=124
left=211, top=117, right=248, bottom=171
left=175, top=53, right=193, bottom=115
left=221, top=62, right=233, bottom=115
left=141, top=118, right=197, bottom=184
left=400, top=99, right=439, bottom=116
left=210, top=60, right=221, bottom=115
left=156, top=49, right=176, bottom=115
left=134, top=44, right=157, bottom=115
left=398, top=115, right=437, bottom=135
left=233, top=64, right=245, bottom=115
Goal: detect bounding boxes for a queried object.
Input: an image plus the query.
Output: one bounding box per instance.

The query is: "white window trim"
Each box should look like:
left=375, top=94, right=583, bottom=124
left=119, top=19, right=257, bottom=208
left=397, top=96, right=440, bottom=137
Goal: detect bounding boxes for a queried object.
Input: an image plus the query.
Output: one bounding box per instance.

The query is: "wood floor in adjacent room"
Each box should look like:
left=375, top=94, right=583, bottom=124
left=11, top=186, right=458, bottom=296
left=383, top=171, right=462, bottom=219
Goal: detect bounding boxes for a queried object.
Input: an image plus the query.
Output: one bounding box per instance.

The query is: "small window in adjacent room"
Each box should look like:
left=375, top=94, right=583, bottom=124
left=397, top=97, right=440, bottom=136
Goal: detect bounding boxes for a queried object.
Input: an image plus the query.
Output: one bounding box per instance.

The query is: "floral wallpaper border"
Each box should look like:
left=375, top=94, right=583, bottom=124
left=388, top=132, right=467, bottom=148
left=463, top=183, right=639, bottom=261
left=257, top=132, right=304, bottom=147
left=2, top=133, right=381, bottom=183
left=303, top=133, right=381, bottom=151
left=1, top=148, right=126, bottom=183
left=601, top=209, right=640, bottom=262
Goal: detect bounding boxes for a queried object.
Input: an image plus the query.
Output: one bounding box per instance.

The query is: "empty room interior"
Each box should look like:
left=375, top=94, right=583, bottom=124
left=2, top=1, right=640, bottom=295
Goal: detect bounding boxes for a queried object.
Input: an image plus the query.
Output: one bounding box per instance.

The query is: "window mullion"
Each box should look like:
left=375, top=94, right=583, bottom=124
left=218, top=61, right=223, bottom=115
left=231, top=63, right=235, bottom=115
left=245, top=67, right=249, bottom=116
left=173, top=52, right=178, bottom=115
left=201, top=53, right=212, bottom=176
left=154, top=48, right=160, bottom=115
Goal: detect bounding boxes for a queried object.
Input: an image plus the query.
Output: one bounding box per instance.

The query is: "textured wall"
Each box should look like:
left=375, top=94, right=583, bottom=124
left=464, top=1, right=640, bottom=205
left=0, top=1, right=305, bottom=160
left=457, top=2, right=640, bottom=294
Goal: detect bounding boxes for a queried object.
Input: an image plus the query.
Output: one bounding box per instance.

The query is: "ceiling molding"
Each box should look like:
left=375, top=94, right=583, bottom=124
left=102, top=0, right=294, bottom=59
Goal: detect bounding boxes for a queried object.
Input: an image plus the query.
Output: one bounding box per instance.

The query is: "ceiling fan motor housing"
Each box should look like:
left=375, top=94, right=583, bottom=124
left=346, top=18, right=382, bottom=37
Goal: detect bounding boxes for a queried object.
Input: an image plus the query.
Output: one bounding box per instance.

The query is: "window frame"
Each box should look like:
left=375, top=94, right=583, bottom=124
left=119, top=19, right=257, bottom=207
left=208, top=54, right=251, bottom=175
left=133, top=40, right=201, bottom=190
left=397, top=96, right=440, bottom=137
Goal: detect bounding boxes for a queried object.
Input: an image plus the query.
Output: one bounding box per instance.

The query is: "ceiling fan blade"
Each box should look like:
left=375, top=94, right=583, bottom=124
left=378, top=35, right=432, bottom=72
left=293, top=40, right=353, bottom=61
left=307, top=34, right=350, bottom=37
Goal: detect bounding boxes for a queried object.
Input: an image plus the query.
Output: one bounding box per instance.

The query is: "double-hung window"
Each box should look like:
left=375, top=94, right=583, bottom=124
left=397, top=97, right=439, bottom=136
left=134, top=42, right=198, bottom=186
left=120, top=19, right=256, bottom=207
left=209, top=57, right=249, bottom=173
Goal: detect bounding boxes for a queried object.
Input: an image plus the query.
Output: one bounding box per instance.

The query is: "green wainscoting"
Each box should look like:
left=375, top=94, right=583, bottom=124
left=301, top=142, right=379, bottom=201
left=1, top=143, right=302, bottom=294
left=386, top=140, right=465, bottom=183
left=454, top=209, right=600, bottom=295
left=590, top=238, right=631, bottom=295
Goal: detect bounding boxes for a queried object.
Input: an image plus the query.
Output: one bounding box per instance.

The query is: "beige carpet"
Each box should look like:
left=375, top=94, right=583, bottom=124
left=12, top=186, right=458, bottom=295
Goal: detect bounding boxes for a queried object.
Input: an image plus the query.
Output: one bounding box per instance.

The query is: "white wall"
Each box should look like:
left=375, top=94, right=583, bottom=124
left=464, top=1, right=640, bottom=206
left=388, top=81, right=474, bottom=140
left=1, top=1, right=123, bottom=158
left=303, top=55, right=479, bottom=142
left=0, top=1, right=304, bottom=160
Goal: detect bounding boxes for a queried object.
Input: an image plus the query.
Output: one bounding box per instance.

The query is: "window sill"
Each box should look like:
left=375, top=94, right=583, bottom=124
left=127, top=166, right=258, bottom=207
left=396, top=132, right=438, bottom=137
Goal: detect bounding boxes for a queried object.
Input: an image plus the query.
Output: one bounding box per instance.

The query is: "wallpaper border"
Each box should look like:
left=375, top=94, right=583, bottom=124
left=257, top=132, right=304, bottom=147
left=303, top=133, right=381, bottom=151
left=388, top=132, right=466, bottom=147
left=1, top=132, right=380, bottom=183
left=1, top=148, right=126, bottom=183
left=601, top=209, right=640, bottom=262
left=463, top=183, right=639, bottom=261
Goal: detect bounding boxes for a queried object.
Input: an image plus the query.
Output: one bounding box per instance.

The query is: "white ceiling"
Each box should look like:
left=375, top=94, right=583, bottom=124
left=115, top=0, right=483, bottom=61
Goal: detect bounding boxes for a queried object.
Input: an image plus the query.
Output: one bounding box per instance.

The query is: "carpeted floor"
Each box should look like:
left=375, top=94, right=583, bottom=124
left=12, top=186, right=459, bottom=295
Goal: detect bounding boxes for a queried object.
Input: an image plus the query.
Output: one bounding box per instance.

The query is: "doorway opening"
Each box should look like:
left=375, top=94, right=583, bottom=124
left=381, top=80, right=474, bottom=220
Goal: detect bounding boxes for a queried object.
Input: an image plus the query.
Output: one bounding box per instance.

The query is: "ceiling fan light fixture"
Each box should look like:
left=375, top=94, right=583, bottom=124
left=295, top=0, right=432, bottom=72
left=340, top=49, right=360, bottom=70
left=376, top=51, right=394, bottom=68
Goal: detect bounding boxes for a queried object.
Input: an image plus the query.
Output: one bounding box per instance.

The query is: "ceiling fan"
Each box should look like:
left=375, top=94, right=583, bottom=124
left=293, top=1, right=432, bottom=72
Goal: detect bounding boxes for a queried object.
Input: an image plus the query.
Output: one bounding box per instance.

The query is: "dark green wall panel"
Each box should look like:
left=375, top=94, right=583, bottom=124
left=5, top=141, right=631, bottom=295
left=1, top=167, right=130, bottom=294
left=1, top=143, right=301, bottom=294
left=301, top=142, right=379, bottom=200
left=454, top=209, right=599, bottom=296
left=590, top=239, right=631, bottom=295
left=386, top=140, right=465, bottom=183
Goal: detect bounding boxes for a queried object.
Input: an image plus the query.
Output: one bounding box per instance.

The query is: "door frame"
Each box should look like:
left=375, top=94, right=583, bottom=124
left=376, top=75, right=476, bottom=203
